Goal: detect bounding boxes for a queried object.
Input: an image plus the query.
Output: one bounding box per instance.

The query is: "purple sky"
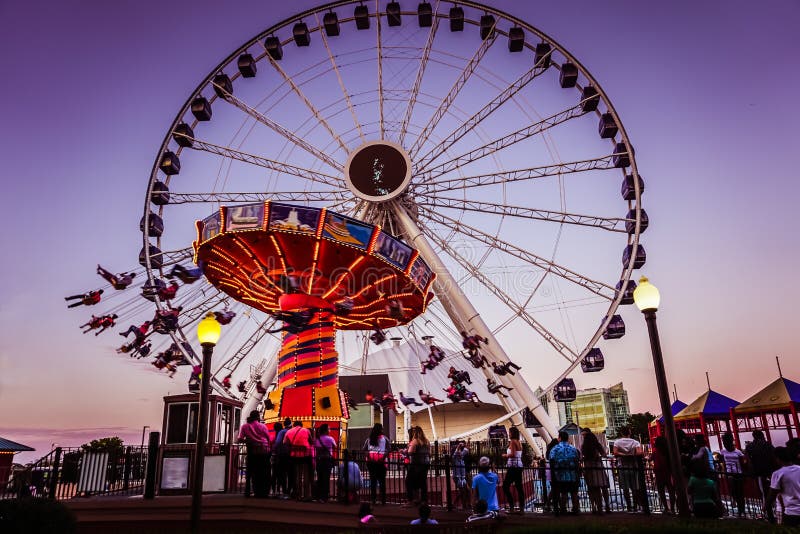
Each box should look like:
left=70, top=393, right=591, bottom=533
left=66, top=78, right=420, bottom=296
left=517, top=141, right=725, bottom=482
left=1, top=0, right=799, bottom=463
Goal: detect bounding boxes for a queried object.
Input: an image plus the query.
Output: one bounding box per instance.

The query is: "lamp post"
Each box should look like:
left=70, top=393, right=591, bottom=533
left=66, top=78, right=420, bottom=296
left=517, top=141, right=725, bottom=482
left=190, top=313, right=221, bottom=533
left=633, top=276, right=690, bottom=517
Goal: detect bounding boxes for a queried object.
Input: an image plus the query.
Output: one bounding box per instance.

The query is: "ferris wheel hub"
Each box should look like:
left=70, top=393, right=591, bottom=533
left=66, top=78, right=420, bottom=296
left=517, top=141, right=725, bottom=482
left=344, top=140, right=412, bottom=203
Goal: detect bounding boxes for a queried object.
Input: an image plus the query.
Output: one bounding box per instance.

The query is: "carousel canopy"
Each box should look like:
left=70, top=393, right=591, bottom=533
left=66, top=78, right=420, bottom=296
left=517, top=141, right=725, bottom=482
left=194, top=202, right=435, bottom=330
left=734, top=377, right=800, bottom=414
left=674, top=390, right=739, bottom=421
left=345, top=339, right=502, bottom=414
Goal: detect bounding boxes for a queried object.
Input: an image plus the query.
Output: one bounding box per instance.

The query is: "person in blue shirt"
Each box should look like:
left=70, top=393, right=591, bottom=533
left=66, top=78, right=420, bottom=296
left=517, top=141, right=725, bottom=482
left=549, top=430, right=581, bottom=515
left=471, top=456, right=499, bottom=512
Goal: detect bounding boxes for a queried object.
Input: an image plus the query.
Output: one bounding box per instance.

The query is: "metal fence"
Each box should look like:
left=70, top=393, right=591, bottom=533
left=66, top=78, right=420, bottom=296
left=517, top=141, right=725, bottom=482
left=232, top=442, right=771, bottom=519
left=2, top=446, right=150, bottom=501
left=1, top=440, right=774, bottom=522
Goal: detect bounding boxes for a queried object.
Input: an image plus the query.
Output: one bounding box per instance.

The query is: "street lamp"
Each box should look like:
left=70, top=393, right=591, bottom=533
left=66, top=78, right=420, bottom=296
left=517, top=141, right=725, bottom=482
left=190, top=313, right=221, bottom=533
left=633, top=276, right=690, bottom=516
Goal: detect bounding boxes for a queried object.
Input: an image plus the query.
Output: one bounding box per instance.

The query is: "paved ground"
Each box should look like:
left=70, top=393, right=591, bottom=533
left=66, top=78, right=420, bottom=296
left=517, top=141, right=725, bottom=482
left=63, top=494, right=777, bottom=533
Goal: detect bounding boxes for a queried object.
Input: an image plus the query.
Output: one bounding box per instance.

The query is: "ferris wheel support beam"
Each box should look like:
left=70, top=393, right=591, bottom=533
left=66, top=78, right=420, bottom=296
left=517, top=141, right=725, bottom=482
left=242, top=357, right=278, bottom=417
left=214, top=317, right=279, bottom=377
left=391, top=202, right=556, bottom=446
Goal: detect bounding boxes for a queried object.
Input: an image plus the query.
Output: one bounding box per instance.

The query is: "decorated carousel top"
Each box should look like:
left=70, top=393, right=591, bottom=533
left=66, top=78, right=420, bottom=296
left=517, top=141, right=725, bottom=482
left=193, top=201, right=435, bottom=329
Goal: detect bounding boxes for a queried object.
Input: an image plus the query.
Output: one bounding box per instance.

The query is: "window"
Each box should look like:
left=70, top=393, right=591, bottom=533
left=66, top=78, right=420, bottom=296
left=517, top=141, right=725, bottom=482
left=166, top=402, right=203, bottom=443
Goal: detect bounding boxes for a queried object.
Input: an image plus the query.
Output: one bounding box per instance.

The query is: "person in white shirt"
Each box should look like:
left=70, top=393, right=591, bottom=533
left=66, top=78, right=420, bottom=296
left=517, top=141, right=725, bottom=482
left=720, top=432, right=747, bottom=516
left=767, top=447, right=800, bottom=526
left=613, top=426, right=645, bottom=512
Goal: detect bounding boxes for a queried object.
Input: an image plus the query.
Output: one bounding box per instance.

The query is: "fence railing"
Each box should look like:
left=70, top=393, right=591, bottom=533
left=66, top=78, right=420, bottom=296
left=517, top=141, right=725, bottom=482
left=2, top=446, right=150, bottom=501
left=1, top=441, right=774, bottom=521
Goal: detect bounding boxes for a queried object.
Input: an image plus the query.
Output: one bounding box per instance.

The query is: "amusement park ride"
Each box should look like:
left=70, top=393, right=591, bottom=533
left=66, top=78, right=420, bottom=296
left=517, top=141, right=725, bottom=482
left=70, top=0, right=648, bottom=451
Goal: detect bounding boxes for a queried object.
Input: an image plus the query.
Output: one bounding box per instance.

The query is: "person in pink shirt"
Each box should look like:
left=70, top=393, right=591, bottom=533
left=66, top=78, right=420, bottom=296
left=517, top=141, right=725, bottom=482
left=284, top=421, right=313, bottom=500
left=237, top=410, right=272, bottom=498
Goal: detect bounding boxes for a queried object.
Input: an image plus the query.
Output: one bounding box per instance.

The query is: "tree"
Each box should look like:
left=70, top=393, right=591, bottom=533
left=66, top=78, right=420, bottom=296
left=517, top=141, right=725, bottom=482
left=627, top=412, right=656, bottom=443
left=80, top=436, right=124, bottom=454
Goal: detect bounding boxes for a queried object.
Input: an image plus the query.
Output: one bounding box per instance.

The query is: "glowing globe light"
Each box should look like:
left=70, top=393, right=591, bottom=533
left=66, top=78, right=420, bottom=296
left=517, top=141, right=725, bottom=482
left=197, top=312, right=221, bottom=346
left=633, top=275, right=660, bottom=312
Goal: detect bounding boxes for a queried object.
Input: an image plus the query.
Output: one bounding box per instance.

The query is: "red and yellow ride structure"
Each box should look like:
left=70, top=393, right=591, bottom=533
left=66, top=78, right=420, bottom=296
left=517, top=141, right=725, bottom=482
left=193, top=201, right=435, bottom=443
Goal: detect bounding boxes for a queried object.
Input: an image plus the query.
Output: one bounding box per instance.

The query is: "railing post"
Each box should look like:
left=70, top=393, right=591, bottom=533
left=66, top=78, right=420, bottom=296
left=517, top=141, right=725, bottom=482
left=444, top=451, right=452, bottom=511
left=123, top=446, right=132, bottom=491
left=638, top=456, right=650, bottom=515
left=144, top=431, right=160, bottom=499
left=48, top=447, right=62, bottom=500
left=343, top=448, right=350, bottom=505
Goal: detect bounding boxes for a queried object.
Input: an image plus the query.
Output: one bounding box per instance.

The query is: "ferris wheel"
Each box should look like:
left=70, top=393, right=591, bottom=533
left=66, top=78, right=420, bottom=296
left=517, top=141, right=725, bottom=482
left=140, top=0, right=647, bottom=444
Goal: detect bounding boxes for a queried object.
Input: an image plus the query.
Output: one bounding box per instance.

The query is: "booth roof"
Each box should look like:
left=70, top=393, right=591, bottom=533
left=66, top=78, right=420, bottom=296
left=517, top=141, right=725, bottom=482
left=674, top=390, right=739, bottom=421
left=735, top=377, right=800, bottom=413
left=0, top=437, right=35, bottom=452
left=654, top=399, right=689, bottom=424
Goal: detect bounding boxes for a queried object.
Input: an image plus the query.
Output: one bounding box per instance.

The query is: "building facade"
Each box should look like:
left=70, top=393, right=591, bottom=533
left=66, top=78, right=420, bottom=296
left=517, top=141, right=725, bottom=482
left=557, top=382, right=630, bottom=438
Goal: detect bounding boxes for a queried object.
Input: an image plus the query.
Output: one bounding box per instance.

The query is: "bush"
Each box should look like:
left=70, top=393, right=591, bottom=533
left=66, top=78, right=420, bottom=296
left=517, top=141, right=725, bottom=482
left=0, top=498, right=76, bottom=534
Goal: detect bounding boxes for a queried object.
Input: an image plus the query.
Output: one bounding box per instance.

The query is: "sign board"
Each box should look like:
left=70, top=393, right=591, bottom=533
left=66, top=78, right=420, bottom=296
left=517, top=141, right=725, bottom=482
left=202, top=455, right=226, bottom=492
left=161, top=456, right=190, bottom=490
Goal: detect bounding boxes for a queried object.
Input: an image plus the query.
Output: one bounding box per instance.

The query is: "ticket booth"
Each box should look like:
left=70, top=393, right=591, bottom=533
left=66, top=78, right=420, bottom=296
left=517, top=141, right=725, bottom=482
left=157, top=393, right=243, bottom=495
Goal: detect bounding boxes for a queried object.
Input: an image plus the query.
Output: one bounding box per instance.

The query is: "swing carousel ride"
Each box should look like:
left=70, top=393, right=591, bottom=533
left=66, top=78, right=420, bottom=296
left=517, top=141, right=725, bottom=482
left=68, top=0, right=648, bottom=448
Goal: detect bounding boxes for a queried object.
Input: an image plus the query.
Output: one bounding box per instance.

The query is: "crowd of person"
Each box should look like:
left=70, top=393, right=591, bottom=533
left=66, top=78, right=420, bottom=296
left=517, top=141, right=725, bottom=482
left=235, top=414, right=800, bottom=525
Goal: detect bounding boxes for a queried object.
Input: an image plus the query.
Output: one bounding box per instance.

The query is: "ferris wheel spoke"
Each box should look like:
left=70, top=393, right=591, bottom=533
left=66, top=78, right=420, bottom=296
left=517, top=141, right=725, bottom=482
left=421, top=222, right=579, bottom=364
left=212, top=83, right=343, bottom=172
left=419, top=207, right=616, bottom=299
left=417, top=196, right=631, bottom=233
left=151, top=247, right=194, bottom=268
left=214, top=317, right=279, bottom=376
left=166, top=191, right=348, bottom=204
left=178, top=290, right=229, bottom=325
left=415, top=154, right=617, bottom=196
left=265, top=48, right=351, bottom=154
left=409, top=28, right=499, bottom=159
left=414, top=50, right=553, bottom=172
left=181, top=136, right=346, bottom=188
left=314, top=12, right=366, bottom=145
left=398, top=2, right=441, bottom=147
left=375, top=0, right=385, bottom=140
left=414, top=101, right=591, bottom=183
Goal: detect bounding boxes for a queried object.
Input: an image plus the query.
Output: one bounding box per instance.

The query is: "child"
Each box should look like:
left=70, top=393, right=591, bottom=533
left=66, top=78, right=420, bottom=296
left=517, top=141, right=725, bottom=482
left=410, top=503, right=438, bottom=525
left=467, top=499, right=499, bottom=522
